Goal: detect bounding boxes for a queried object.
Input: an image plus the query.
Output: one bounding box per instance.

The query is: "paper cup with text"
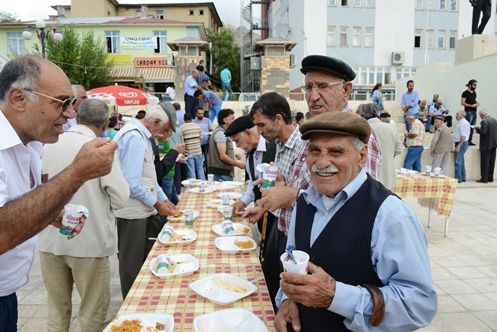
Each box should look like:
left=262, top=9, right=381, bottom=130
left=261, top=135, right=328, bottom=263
left=59, top=204, right=89, bottom=237
left=280, top=250, right=310, bottom=275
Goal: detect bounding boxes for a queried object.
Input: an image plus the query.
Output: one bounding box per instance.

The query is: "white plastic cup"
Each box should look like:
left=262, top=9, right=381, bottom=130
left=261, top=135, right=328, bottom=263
left=207, top=173, right=214, bottom=185
left=184, top=209, right=195, bottom=226
left=425, top=165, right=432, bottom=174
left=433, top=167, right=441, bottom=176
left=280, top=250, right=310, bottom=275
left=222, top=205, right=233, bottom=220
left=59, top=204, right=89, bottom=237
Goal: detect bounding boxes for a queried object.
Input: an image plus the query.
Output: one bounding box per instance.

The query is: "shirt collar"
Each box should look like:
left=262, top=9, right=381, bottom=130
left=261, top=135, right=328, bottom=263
left=131, top=118, right=152, bottom=139
left=256, top=136, right=267, bottom=152
left=279, top=125, right=301, bottom=149
left=0, top=110, right=23, bottom=150
left=303, top=169, right=368, bottom=210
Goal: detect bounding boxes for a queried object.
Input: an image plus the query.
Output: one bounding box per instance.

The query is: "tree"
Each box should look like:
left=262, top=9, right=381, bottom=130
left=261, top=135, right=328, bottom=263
left=42, top=28, right=113, bottom=89
left=206, top=27, right=240, bottom=92
left=0, top=11, right=17, bottom=23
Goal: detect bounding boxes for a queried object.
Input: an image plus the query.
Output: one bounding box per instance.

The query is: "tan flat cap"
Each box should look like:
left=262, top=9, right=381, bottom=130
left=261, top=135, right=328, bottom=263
left=299, top=111, right=371, bottom=143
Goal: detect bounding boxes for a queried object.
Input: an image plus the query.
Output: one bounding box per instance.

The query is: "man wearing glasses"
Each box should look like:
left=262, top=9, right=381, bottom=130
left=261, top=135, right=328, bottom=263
left=461, top=79, right=480, bottom=146
left=63, top=84, right=88, bottom=132
left=0, top=56, right=117, bottom=331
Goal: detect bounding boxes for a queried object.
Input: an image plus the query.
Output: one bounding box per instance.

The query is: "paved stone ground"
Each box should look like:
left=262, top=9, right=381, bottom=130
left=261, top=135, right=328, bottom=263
left=16, top=182, right=497, bottom=331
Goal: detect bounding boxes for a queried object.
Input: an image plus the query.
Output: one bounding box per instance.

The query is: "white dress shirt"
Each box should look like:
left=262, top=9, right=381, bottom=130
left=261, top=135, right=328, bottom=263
left=240, top=137, right=267, bottom=206
left=454, top=117, right=471, bottom=142
left=0, top=111, right=42, bottom=296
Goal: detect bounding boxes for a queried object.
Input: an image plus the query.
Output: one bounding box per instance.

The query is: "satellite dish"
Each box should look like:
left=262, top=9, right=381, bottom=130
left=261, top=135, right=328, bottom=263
left=275, top=24, right=293, bottom=40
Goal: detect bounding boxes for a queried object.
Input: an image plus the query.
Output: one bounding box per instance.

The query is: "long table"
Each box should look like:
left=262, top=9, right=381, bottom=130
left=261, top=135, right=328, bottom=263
left=116, top=188, right=276, bottom=331
left=394, top=172, right=458, bottom=236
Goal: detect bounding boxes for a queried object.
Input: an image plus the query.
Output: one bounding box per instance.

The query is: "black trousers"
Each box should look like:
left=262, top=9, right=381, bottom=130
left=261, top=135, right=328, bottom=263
left=480, top=148, right=496, bottom=182
left=117, top=214, right=164, bottom=298
left=184, top=94, right=197, bottom=118
left=472, top=1, right=492, bottom=34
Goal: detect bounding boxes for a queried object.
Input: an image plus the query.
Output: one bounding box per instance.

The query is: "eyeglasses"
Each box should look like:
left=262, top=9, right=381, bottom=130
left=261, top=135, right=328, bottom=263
left=24, top=90, right=75, bottom=113
left=302, top=80, right=345, bottom=94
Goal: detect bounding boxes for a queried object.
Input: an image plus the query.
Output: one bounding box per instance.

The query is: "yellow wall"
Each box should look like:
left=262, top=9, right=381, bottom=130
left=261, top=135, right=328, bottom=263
left=70, top=0, right=116, bottom=17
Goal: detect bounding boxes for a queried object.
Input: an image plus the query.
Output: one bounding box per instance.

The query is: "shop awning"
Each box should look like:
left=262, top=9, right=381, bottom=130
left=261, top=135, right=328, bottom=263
left=111, top=65, right=175, bottom=83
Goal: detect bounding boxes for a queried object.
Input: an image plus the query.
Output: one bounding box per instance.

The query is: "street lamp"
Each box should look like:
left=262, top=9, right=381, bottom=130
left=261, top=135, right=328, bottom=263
left=22, top=20, right=63, bottom=59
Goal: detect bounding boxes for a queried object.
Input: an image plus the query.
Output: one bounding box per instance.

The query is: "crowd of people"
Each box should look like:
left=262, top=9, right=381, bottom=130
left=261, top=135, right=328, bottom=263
left=1, top=52, right=496, bottom=332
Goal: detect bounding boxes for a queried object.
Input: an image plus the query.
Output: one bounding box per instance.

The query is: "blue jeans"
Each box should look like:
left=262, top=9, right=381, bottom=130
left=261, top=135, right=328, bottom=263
left=214, top=174, right=233, bottom=182
left=161, top=177, right=179, bottom=205
left=209, top=103, right=222, bottom=122
left=0, top=293, right=17, bottom=332
left=403, top=146, right=424, bottom=172
left=222, top=83, right=232, bottom=101
left=465, top=110, right=477, bottom=143
left=186, top=154, right=205, bottom=180
left=455, top=141, right=469, bottom=181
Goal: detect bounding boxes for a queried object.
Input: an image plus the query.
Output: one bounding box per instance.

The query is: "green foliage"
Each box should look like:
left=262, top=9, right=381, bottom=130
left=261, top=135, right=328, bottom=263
left=0, top=11, right=17, bottom=23
left=42, top=28, right=113, bottom=89
left=206, top=27, right=240, bottom=92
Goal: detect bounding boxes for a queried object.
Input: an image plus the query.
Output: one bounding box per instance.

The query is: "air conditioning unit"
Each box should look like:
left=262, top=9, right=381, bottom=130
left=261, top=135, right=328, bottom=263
left=391, top=51, right=405, bottom=65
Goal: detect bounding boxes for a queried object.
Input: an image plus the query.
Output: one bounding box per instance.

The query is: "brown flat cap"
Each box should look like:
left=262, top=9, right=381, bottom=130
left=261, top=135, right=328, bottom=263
left=301, top=55, right=356, bottom=81
left=433, top=115, right=445, bottom=121
left=299, top=111, right=371, bottom=144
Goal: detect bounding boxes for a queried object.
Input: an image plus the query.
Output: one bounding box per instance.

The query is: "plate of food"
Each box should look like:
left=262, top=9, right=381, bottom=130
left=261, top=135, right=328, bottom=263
left=149, top=254, right=199, bottom=278
left=207, top=198, right=235, bottom=208
left=189, top=273, right=257, bottom=305
left=167, top=209, right=199, bottom=222
left=193, top=308, right=268, bottom=332
left=215, top=181, right=244, bottom=191
left=104, top=313, right=174, bottom=332
left=216, top=192, right=242, bottom=200
left=214, top=236, right=257, bottom=253
left=189, top=186, right=216, bottom=194
left=158, top=227, right=197, bottom=245
left=212, top=223, right=252, bottom=237
left=181, top=179, right=205, bottom=187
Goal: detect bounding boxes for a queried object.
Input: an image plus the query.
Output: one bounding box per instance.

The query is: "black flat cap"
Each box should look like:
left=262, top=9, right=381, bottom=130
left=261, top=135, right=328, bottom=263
left=300, top=111, right=370, bottom=144
left=301, top=55, right=356, bottom=81
left=379, top=112, right=391, bottom=118
left=434, top=115, right=445, bottom=121
left=225, top=115, right=255, bottom=137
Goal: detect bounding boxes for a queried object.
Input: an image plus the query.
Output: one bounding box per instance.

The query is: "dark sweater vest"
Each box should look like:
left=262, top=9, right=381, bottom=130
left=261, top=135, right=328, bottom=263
left=294, top=175, right=391, bottom=332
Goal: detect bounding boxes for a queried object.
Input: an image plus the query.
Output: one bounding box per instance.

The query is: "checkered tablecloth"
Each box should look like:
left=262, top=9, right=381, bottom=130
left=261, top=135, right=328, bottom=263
left=394, top=173, right=458, bottom=218
left=117, top=188, right=276, bottom=331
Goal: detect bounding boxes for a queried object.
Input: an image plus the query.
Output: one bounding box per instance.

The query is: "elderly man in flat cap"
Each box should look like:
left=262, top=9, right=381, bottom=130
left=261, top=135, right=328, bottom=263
left=274, top=111, right=437, bottom=332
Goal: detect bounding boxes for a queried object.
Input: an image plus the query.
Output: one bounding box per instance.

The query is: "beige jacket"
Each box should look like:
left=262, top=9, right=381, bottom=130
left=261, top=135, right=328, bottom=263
left=39, top=125, right=130, bottom=257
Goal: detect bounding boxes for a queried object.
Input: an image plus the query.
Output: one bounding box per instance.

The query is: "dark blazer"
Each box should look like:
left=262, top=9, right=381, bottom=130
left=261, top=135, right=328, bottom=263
left=477, top=115, right=497, bottom=150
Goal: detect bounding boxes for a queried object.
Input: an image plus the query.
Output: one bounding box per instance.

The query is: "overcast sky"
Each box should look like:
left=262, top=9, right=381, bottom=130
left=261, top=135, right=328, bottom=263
left=3, top=0, right=241, bottom=27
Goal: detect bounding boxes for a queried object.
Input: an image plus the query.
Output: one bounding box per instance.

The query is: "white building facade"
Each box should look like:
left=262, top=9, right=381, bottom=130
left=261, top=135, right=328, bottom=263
left=267, top=0, right=497, bottom=91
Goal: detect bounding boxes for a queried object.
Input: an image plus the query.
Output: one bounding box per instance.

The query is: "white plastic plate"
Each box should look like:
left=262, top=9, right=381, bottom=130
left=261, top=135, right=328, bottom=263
left=189, top=273, right=257, bottom=305
left=193, top=308, right=269, bottom=332
left=216, top=192, right=242, bottom=200
left=167, top=209, right=200, bottom=222
left=214, top=236, right=257, bottom=253
left=189, top=186, right=216, bottom=194
left=211, top=223, right=252, bottom=237
left=149, top=254, right=199, bottom=278
left=104, top=313, right=174, bottom=332
left=158, top=229, right=197, bottom=245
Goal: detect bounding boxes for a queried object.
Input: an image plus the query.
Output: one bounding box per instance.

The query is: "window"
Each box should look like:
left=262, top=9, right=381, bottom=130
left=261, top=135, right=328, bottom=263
left=449, top=30, right=457, bottom=48
left=426, top=29, right=434, bottom=49
left=365, top=0, right=375, bottom=7
left=341, top=0, right=348, bottom=6
left=450, top=0, right=457, bottom=10
left=7, top=32, right=26, bottom=56
left=186, top=26, right=200, bottom=38
left=427, top=0, right=435, bottom=9
left=199, top=9, right=204, bottom=15
left=155, top=10, right=164, bottom=19
left=439, top=0, right=446, bottom=10
left=340, top=26, right=348, bottom=46
left=352, top=27, right=361, bottom=47
left=189, top=9, right=194, bottom=15
left=105, top=30, right=120, bottom=53
left=327, top=26, right=336, bottom=46
left=437, top=30, right=446, bottom=49
left=414, top=29, right=422, bottom=48
left=153, top=31, right=167, bottom=54
left=364, top=27, right=374, bottom=47
left=354, top=0, right=361, bottom=7
left=416, top=0, right=423, bottom=9
left=328, top=0, right=337, bottom=5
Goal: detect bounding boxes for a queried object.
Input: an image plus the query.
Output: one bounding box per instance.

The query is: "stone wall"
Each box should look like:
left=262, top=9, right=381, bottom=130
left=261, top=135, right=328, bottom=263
left=260, top=56, right=290, bottom=97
